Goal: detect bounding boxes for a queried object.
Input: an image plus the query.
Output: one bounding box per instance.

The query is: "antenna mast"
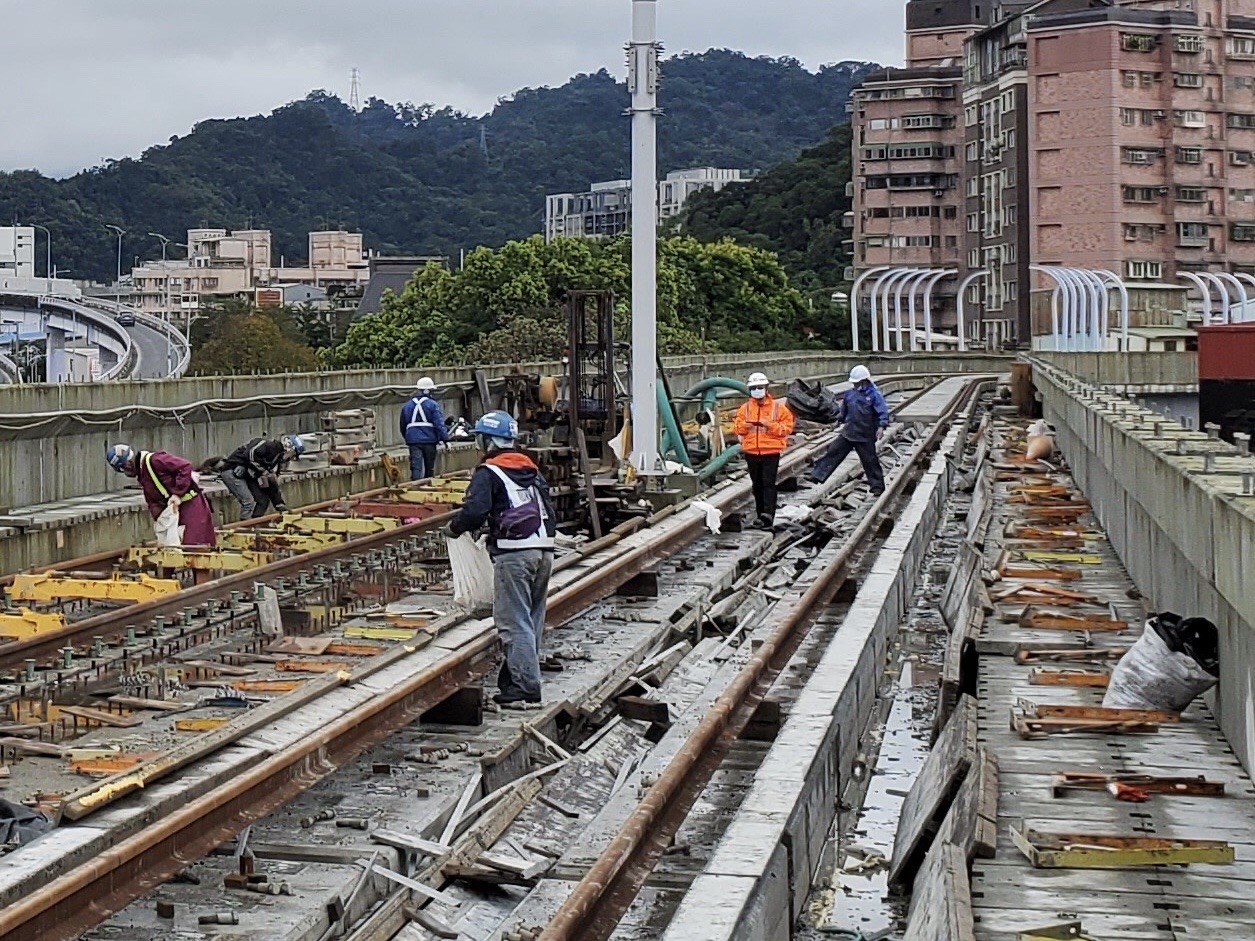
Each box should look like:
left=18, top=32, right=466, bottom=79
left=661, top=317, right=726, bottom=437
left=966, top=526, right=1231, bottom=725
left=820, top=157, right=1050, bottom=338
left=349, top=68, right=361, bottom=111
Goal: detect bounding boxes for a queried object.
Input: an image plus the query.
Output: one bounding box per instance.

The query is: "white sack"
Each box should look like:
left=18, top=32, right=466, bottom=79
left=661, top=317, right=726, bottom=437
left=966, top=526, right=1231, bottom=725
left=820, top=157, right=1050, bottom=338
left=154, top=505, right=183, bottom=547
left=1103, top=620, right=1217, bottom=711
left=447, top=533, right=494, bottom=612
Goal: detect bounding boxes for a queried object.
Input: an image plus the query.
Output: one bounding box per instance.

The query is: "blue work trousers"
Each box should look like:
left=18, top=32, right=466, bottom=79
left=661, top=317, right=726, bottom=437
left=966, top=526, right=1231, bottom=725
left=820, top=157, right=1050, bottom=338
left=408, top=443, right=437, bottom=481
left=492, top=549, right=553, bottom=701
left=810, top=436, right=885, bottom=494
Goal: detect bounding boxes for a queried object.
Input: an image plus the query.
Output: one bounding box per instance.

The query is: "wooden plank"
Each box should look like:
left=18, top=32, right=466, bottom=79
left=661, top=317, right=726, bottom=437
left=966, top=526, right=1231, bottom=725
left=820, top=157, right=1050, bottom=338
left=106, top=695, right=185, bottom=712
left=940, top=541, right=982, bottom=631
left=1051, top=773, right=1225, bottom=799
left=889, top=694, right=978, bottom=890
left=934, top=748, right=999, bottom=861
left=370, top=829, right=451, bottom=857
left=177, top=660, right=257, bottom=677
left=1011, top=824, right=1235, bottom=869
left=902, top=842, right=976, bottom=941
left=1028, top=669, right=1110, bottom=688
left=936, top=608, right=981, bottom=742
left=59, top=705, right=142, bottom=729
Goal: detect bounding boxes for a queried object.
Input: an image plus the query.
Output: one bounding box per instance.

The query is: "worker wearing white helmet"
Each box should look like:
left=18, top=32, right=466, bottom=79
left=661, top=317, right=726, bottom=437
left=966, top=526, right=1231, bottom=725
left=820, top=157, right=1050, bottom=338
left=809, top=364, right=889, bottom=494
left=732, top=371, right=795, bottom=528
left=400, top=377, right=450, bottom=481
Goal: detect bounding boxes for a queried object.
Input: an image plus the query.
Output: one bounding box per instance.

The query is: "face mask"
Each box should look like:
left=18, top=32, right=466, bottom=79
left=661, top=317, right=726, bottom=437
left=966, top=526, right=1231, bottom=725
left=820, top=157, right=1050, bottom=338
left=750, top=388, right=766, bottom=400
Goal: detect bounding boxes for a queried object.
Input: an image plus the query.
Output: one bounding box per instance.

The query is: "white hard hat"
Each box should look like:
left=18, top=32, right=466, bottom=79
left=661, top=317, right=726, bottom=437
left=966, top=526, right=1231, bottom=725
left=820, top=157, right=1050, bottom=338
left=416, top=377, right=436, bottom=391
left=849, top=365, right=871, bottom=383
left=747, top=372, right=769, bottom=388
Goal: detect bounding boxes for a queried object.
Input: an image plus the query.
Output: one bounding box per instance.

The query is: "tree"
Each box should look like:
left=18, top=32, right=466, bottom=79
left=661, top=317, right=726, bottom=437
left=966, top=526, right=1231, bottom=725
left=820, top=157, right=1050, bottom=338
left=189, top=299, right=322, bottom=374
left=329, top=234, right=810, bottom=367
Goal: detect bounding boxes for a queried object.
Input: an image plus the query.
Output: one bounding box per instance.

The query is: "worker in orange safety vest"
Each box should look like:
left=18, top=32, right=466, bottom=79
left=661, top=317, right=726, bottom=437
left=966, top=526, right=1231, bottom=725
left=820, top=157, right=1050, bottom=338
left=732, top=372, right=795, bottom=529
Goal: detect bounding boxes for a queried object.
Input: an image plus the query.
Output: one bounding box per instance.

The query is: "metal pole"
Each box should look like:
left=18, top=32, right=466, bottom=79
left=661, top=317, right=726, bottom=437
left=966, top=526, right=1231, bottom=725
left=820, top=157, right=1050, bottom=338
left=1179, top=272, right=1213, bottom=325
left=628, top=0, right=660, bottom=475
left=1094, top=270, right=1129, bottom=351
left=920, top=269, right=953, bottom=351
left=955, top=270, right=988, bottom=352
left=850, top=266, right=889, bottom=352
left=1200, top=272, right=1230, bottom=324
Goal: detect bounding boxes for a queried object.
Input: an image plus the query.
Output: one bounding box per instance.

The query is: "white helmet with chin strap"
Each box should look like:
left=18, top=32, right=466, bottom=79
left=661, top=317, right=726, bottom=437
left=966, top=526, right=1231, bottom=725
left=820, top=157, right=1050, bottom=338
left=746, top=372, right=769, bottom=399
left=849, top=365, right=871, bottom=384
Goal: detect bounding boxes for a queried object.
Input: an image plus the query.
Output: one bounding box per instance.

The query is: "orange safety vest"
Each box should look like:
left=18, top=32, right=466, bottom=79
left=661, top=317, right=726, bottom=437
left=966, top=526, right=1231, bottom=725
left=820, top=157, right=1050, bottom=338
left=733, top=395, right=794, bottom=456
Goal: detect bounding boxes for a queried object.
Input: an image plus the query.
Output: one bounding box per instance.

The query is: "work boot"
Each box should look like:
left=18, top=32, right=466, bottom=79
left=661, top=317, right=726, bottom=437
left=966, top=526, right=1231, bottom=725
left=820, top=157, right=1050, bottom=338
left=757, top=514, right=774, bottom=530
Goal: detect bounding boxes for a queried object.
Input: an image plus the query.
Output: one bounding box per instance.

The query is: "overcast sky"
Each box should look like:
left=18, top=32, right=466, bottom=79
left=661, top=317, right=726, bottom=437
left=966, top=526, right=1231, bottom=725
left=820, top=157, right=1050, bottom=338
left=0, top=0, right=903, bottom=178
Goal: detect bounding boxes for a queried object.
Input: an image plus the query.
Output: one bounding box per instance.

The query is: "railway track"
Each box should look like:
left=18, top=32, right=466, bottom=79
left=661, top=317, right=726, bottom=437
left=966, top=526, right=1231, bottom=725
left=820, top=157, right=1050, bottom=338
left=0, top=375, right=990, bottom=941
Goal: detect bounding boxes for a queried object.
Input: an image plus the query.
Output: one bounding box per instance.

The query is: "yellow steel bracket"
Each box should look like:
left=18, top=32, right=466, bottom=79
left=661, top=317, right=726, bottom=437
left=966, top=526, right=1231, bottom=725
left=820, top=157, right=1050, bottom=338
left=0, top=608, right=67, bottom=640
left=282, top=513, right=398, bottom=535
left=1021, top=550, right=1104, bottom=565
left=219, top=530, right=343, bottom=552
left=126, top=547, right=273, bottom=572
left=9, top=572, right=181, bottom=604
left=397, top=476, right=470, bottom=505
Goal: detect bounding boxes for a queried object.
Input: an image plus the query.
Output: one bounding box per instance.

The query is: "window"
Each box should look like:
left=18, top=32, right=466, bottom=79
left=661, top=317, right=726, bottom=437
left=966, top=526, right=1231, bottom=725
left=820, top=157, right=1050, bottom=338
left=903, top=235, right=935, bottom=247
left=1176, top=146, right=1203, bottom=164
left=966, top=141, right=979, bottom=161
left=1122, top=70, right=1138, bottom=88
left=1004, top=165, right=1016, bottom=187
left=968, top=249, right=980, bottom=267
left=1004, top=205, right=1018, bottom=225
left=1233, top=223, right=1255, bottom=241
left=1177, top=185, right=1207, bottom=202
left=1123, top=223, right=1160, bottom=242
left=1126, top=260, right=1163, bottom=279
left=945, top=235, right=958, bottom=249
left=967, top=176, right=979, bottom=197
left=1141, top=71, right=1161, bottom=88
left=1007, top=280, right=1019, bottom=301
left=1231, top=37, right=1255, bottom=58
left=1230, top=187, right=1255, bottom=201
left=201, top=277, right=219, bottom=289
left=1176, top=34, right=1205, bottom=54
left=1123, top=146, right=1163, bottom=165
left=1231, top=150, right=1254, bottom=166
left=1177, top=222, right=1210, bottom=245
left=967, top=212, right=979, bottom=232
left=1176, top=110, right=1206, bottom=127
left=863, top=146, right=887, bottom=160
left=1234, top=76, right=1255, bottom=91
left=965, top=104, right=978, bottom=126
left=902, top=114, right=952, bottom=129
left=1120, top=107, right=1137, bottom=126
left=942, top=206, right=958, bottom=219
left=1229, top=113, right=1255, bottom=129
left=1004, top=243, right=1018, bottom=263
left=1175, top=72, right=1204, bottom=88
left=1122, top=33, right=1158, bottom=52
left=867, top=118, right=900, bottom=130
left=1005, top=128, right=1016, bottom=148
left=1002, top=90, right=1014, bottom=113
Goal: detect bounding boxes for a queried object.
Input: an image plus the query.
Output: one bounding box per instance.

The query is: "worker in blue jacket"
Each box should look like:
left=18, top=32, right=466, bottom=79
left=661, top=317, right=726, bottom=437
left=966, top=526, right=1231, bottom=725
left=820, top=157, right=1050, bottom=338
left=809, top=364, right=890, bottom=494
left=400, top=377, right=449, bottom=481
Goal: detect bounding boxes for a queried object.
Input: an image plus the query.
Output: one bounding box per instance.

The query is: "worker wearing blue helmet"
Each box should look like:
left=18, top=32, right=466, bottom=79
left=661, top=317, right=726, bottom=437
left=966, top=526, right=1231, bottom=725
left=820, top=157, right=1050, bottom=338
left=445, top=410, right=557, bottom=706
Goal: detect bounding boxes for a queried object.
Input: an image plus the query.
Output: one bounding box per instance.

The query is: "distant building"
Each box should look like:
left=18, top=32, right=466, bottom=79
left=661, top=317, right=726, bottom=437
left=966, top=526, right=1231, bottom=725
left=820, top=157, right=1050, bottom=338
left=355, top=256, right=449, bottom=318
left=545, top=167, right=747, bottom=242
left=130, top=229, right=371, bottom=323
left=0, top=227, right=36, bottom=279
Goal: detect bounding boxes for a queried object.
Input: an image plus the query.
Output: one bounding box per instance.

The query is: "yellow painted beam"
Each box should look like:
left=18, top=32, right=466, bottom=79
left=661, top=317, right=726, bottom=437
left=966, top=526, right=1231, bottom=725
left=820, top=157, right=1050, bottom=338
left=126, top=547, right=273, bottom=572
left=10, top=572, right=181, bottom=603
left=0, top=607, right=67, bottom=640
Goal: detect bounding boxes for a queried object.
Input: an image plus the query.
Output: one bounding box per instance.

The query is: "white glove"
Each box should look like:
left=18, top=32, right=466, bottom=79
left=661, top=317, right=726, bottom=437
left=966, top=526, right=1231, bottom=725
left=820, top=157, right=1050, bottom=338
left=168, top=496, right=181, bottom=512
left=876, top=427, right=886, bottom=442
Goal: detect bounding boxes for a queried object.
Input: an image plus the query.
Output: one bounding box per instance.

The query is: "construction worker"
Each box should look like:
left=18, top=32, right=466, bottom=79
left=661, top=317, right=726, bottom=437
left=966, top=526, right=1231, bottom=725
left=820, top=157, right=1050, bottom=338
left=732, top=372, right=795, bottom=528
left=400, top=377, right=449, bottom=481
left=106, top=444, right=217, bottom=547
left=444, top=411, right=556, bottom=706
left=809, top=364, right=890, bottom=495
left=215, top=434, right=305, bottom=519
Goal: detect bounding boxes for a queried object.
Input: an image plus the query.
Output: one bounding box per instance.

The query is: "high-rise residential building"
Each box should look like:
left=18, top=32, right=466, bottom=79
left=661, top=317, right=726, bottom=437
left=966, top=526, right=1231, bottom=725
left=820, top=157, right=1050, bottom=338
left=851, top=0, right=1255, bottom=348
left=545, top=168, right=746, bottom=242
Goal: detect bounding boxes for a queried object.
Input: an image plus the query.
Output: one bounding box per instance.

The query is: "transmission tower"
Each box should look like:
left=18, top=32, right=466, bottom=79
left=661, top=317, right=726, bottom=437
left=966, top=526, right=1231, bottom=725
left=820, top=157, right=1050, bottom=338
left=349, top=68, right=361, bottom=111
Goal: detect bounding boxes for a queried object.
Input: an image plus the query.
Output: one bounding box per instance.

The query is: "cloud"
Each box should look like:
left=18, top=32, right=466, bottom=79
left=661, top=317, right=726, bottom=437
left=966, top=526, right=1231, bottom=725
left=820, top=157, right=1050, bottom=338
left=0, top=1, right=902, bottom=177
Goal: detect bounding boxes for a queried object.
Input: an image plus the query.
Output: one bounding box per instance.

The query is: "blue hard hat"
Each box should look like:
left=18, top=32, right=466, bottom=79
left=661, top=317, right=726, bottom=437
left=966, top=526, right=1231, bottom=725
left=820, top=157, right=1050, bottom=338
left=106, top=443, right=135, bottom=472
left=282, top=434, right=306, bottom=456
left=472, top=410, right=518, bottom=442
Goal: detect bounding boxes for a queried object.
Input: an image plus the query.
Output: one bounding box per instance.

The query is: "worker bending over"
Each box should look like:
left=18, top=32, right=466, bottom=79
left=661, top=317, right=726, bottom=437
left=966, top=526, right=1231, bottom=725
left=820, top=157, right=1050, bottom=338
left=732, top=371, right=795, bottom=529
left=444, top=411, right=557, bottom=706
left=217, top=434, right=305, bottom=519
left=106, top=444, right=217, bottom=547
left=400, top=377, right=449, bottom=481
left=809, top=365, right=889, bottom=495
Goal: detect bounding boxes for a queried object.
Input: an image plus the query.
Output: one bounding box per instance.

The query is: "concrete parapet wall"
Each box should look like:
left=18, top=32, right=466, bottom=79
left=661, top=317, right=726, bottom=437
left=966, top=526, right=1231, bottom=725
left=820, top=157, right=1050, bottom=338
left=1031, top=360, right=1255, bottom=772
left=1033, top=351, right=1197, bottom=392
left=0, top=352, right=1011, bottom=510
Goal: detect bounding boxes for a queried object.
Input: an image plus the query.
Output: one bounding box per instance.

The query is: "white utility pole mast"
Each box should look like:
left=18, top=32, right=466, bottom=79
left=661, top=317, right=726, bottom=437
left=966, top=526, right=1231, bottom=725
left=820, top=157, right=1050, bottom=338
left=628, top=0, right=661, bottom=475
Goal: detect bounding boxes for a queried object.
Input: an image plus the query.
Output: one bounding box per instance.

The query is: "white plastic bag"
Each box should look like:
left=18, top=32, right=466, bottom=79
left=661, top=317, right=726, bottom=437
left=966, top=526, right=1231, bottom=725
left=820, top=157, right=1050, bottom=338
left=691, top=499, right=723, bottom=534
left=447, top=533, right=494, bottom=613
left=1103, top=620, right=1217, bottom=711
left=154, top=504, right=183, bottom=547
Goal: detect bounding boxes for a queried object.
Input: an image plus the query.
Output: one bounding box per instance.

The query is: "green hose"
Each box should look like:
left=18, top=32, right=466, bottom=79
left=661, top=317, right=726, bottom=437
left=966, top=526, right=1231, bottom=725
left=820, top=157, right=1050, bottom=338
left=696, top=443, right=742, bottom=480
left=657, top=383, right=693, bottom=467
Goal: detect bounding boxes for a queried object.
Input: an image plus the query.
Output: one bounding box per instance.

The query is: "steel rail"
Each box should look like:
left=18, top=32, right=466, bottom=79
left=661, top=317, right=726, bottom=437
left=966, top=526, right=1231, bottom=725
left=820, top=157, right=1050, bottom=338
left=537, top=378, right=985, bottom=941
left=0, top=378, right=954, bottom=941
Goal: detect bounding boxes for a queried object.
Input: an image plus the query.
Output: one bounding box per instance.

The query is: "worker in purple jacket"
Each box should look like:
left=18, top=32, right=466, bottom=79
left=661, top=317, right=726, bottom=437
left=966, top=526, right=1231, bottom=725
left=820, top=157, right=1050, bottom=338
left=106, top=443, right=217, bottom=546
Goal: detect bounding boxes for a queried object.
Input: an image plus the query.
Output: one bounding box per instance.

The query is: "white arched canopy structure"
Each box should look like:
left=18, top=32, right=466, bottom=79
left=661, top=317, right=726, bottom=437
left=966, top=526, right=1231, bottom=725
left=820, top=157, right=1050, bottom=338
left=863, top=266, right=962, bottom=352
left=1030, top=265, right=1129, bottom=351
left=850, top=265, right=890, bottom=352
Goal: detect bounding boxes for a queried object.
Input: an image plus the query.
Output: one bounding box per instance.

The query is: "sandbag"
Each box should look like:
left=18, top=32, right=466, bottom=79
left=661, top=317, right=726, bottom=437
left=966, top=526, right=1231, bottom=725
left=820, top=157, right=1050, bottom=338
left=447, top=533, right=494, bottom=613
left=787, top=379, right=841, bottom=425
left=1103, top=614, right=1218, bottom=711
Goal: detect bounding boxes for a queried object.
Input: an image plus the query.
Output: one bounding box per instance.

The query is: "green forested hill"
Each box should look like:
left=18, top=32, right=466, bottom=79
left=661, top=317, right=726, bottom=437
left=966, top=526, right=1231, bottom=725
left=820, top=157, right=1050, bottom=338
left=0, top=51, right=876, bottom=282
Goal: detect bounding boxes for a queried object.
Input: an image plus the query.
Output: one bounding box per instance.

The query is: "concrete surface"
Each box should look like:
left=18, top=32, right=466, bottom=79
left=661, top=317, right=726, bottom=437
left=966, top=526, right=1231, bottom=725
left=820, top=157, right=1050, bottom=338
left=1031, top=358, right=1255, bottom=774
left=1033, top=350, right=1197, bottom=392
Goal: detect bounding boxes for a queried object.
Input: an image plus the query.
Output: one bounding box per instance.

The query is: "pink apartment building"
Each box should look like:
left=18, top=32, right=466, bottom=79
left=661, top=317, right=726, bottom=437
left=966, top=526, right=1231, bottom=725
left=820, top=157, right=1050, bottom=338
left=852, top=0, right=1255, bottom=347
